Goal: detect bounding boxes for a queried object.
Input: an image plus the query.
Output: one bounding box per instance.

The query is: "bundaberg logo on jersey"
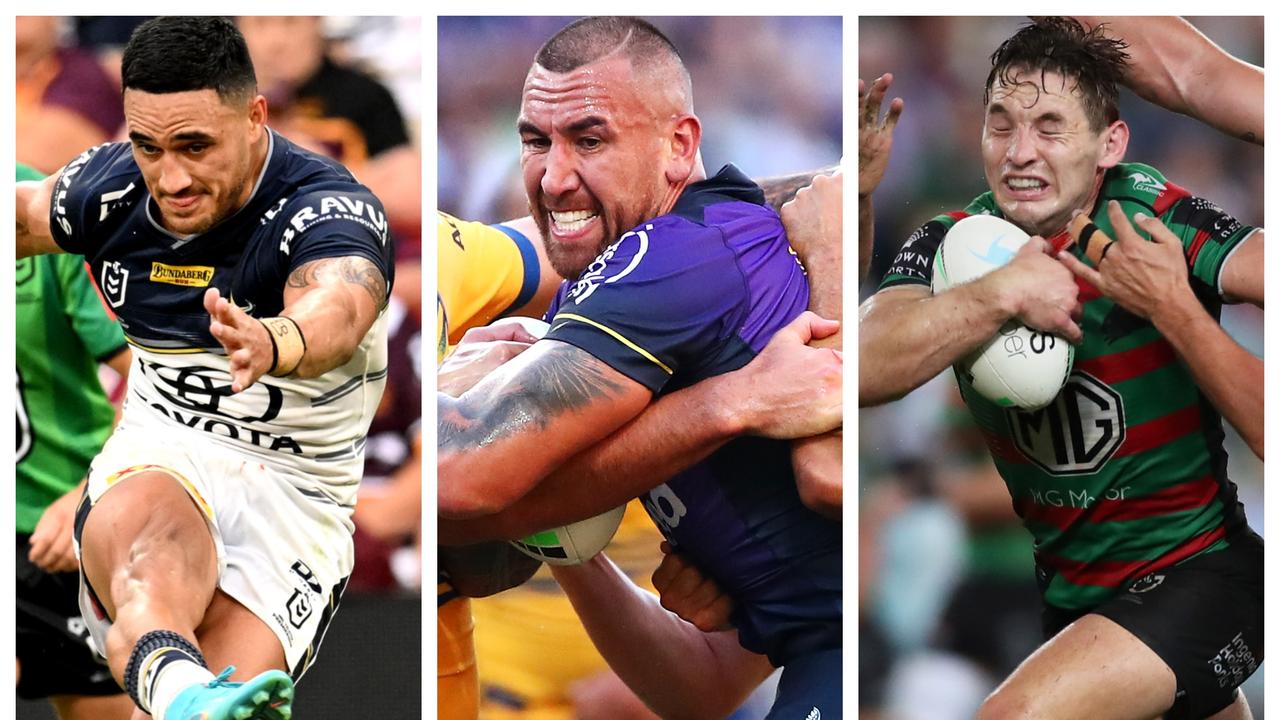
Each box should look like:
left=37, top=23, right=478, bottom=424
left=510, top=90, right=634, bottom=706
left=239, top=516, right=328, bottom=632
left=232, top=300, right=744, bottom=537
left=139, top=359, right=303, bottom=454
left=150, top=262, right=214, bottom=287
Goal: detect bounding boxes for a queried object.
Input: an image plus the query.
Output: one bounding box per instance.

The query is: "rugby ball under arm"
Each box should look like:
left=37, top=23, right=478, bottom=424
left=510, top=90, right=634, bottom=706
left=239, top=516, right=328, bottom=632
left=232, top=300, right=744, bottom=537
left=931, top=215, right=1074, bottom=410
left=510, top=504, right=627, bottom=566
left=486, top=315, right=628, bottom=566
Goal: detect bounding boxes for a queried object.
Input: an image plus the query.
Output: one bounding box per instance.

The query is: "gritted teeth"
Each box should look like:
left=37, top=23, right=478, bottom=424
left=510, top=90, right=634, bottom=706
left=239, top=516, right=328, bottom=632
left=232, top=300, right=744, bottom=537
left=550, top=210, right=598, bottom=233
left=1008, top=177, right=1046, bottom=190
left=551, top=210, right=597, bottom=222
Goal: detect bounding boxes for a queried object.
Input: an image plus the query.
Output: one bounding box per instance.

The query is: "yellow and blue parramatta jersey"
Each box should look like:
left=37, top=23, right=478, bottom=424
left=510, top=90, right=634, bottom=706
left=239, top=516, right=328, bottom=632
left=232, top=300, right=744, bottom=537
left=436, top=211, right=540, bottom=362
left=436, top=210, right=540, bottom=717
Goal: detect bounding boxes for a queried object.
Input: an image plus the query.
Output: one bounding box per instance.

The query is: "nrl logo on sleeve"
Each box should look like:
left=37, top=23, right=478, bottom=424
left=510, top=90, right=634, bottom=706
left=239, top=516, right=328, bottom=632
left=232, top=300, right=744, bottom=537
left=150, top=262, right=214, bottom=287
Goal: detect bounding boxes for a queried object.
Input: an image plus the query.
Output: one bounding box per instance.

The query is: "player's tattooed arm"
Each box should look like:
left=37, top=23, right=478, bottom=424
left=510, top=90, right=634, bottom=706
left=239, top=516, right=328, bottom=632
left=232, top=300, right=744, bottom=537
left=287, top=256, right=388, bottom=312
left=16, top=174, right=62, bottom=258
left=756, top=165, right=840, bottom=212
left=280, top=255, right=387, bottom=377
left=439, top=313, right=843, bottom=544
left=207, top=255, right=387, bottom=391
left=438, top=340, right=651, bottom=519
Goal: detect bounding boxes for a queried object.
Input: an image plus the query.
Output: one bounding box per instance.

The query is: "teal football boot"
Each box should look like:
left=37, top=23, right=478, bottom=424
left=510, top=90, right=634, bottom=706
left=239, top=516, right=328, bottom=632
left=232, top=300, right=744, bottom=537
left=164, top=666, right=294, bottom=720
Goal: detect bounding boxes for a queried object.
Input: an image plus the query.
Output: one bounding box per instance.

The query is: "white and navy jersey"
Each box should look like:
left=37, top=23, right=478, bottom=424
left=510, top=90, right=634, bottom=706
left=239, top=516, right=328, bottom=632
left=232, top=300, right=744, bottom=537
left=49, top=131, right=395, bottom=506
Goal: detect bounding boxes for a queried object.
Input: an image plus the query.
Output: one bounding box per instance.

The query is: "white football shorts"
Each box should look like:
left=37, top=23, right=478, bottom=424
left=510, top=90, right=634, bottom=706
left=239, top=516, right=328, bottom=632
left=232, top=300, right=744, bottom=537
left=74, top=416, right=355, bottom=679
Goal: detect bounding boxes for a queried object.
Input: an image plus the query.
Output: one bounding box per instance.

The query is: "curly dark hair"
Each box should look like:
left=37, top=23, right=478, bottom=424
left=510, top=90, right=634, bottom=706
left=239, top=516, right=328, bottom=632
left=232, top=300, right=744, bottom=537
left=984, top=17, right=1130, bottom=131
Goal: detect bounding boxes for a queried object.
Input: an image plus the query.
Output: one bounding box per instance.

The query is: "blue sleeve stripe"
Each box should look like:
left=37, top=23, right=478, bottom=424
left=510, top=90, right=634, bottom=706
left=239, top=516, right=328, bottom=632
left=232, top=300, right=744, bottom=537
left=492, top=223, right=540, bottom=316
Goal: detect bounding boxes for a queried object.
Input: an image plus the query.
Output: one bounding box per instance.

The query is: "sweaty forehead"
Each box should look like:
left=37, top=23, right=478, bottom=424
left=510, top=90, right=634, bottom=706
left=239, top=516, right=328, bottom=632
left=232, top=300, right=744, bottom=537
left=988, top=70, right=1085, bottom=115
left=521, top=56, right=657, bottom=127
left=124, top=88, right=238, bottom=138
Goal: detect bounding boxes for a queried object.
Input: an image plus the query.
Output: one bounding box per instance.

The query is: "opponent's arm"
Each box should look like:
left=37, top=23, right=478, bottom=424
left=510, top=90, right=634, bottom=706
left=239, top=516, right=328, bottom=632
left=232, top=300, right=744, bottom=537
left=860, top=238, right=1083, bottom=407
left=438, top=312, right=843, bottom=544
left=757, top=166, right=840, bottom=213
left=205, top=255, right=386, bottom=392
left=1060, top=204, right=1263, bottom=458
left=1074, top=16, right=1264, bottom=145
left=780, top=171, right=844, bottom=517
left=16, top=174, right=63, bottom=258
left=792, top=432, right=842, bottom=518
left=551, top=553, right=774, bottom=720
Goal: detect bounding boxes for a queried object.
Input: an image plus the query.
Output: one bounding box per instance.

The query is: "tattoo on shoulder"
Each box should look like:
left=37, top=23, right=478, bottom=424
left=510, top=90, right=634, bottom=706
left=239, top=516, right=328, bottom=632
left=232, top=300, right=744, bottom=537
left=759, top=166, right=839, bottom=212
left=288, top=257, right=388, bottom=310
left=439, top=343, right=626, bottom=451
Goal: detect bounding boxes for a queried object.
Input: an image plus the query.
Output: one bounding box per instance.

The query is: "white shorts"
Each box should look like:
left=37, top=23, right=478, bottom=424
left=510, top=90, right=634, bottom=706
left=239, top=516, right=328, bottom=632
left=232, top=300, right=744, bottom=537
left=74, top=419, right=355, bottom=679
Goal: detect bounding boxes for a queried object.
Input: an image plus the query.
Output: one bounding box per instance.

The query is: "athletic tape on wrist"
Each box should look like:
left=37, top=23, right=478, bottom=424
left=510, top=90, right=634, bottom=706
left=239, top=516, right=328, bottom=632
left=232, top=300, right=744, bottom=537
left=261, top=316, right=307, bottom=376
left=124, top=629, right=208, bottom=712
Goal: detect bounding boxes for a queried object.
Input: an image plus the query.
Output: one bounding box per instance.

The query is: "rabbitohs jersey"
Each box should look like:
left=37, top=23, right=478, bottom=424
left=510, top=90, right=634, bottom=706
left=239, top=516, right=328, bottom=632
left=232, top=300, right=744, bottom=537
left=880, top=162, right=1258, bottom=610
left=49, top=131, right=394, bottom=508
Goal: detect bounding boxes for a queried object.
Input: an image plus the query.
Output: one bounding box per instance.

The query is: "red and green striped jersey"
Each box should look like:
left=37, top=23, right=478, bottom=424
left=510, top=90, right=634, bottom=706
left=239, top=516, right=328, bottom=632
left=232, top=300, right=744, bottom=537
left=16, top=163, right=126, bottom=534
left=879, top=162, right=1257, bottom=610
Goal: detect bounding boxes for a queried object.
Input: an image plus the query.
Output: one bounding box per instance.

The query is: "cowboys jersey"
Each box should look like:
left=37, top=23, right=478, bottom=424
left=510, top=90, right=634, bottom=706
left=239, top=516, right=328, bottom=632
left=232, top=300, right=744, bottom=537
left=49, top=130, right=395, bottom=507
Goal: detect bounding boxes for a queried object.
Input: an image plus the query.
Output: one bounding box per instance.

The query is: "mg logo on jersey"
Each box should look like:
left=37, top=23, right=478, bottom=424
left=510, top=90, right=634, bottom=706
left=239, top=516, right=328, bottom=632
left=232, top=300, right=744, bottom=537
left=1008, top=371, right=1125, bottom=475
left=101, top=261, right=129, bottom=308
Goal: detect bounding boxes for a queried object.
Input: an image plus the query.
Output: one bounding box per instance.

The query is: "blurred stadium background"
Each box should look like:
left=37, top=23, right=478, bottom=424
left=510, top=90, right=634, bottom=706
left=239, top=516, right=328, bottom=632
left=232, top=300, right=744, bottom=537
left=16, top=16, right=422, bottom=720
left=438, top=16, right=842, bottom=222
left=439, top=16, right=841, bottom=720
left=858, top=16, right=1263, bottom=720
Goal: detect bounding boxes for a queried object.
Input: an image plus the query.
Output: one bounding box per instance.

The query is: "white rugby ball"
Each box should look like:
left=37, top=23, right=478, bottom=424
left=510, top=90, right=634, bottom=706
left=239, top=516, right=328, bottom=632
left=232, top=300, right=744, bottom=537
left=510, top=505, right=627, bottom=566
left=488, top=315, right=626, bottom=566
left=931, top=215, right=1074, bottom=410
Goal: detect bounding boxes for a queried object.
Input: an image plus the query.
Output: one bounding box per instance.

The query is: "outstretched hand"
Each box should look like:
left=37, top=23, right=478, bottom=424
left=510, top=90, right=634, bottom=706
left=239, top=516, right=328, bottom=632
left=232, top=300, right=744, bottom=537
left=859, top=74, right=904, bottom=197
left=205, top=287, right=273, bottom=393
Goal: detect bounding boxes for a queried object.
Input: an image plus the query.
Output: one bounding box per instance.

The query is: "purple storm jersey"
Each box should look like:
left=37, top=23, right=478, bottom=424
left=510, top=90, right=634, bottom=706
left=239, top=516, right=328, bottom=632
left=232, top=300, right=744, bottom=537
left=544, top=165, right=842, bottom=666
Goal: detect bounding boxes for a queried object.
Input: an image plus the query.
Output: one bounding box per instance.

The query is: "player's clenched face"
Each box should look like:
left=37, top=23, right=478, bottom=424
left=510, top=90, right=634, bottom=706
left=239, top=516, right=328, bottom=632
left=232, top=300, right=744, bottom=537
left=519, top=55, right=698, bottom=278
left=982, top=69, right=1127, bottom=237
left=124, top=88, right=268, bottom=236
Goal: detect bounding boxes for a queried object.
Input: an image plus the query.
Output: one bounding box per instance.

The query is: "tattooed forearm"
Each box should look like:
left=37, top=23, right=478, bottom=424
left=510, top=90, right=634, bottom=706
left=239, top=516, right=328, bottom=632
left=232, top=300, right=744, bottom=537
left=757, top=166, right=840, bottom=212
left=438, top=343, right=626, bottom=452
left=288, top=256, right=388, bottom=310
